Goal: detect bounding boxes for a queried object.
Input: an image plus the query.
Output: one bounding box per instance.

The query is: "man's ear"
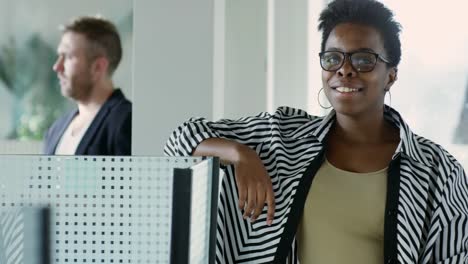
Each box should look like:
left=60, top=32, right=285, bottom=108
left=385, top=67, right=398, bottom=92
left=91, top=57, right=109, bottom=79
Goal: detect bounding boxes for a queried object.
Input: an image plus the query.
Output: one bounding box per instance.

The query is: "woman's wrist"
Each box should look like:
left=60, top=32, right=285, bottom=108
left=231, top=142, right=255, bottom=165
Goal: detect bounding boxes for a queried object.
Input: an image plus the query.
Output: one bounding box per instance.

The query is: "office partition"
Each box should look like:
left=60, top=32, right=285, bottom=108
left=0, top=155, right=219, bottom=264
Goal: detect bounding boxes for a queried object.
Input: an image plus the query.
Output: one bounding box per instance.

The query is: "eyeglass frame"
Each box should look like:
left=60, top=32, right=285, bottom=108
left=318, top=50, right=391, bottom=73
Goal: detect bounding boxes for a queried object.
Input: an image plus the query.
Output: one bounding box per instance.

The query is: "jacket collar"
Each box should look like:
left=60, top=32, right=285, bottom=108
left=74, top=89, right=125, bottom=154
left=289, top=105, right=433, bottom=167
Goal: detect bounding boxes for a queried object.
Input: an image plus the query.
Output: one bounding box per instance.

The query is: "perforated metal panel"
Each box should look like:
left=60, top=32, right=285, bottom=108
left=189, top=160, right=218, bottom=263
left=0, top=155, right=219, bottom=264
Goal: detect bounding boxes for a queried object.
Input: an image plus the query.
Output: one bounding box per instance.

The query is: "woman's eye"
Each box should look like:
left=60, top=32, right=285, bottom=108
left=325, top=55, right=340, bottom=64
left=354, top=56, right=373, bottom=65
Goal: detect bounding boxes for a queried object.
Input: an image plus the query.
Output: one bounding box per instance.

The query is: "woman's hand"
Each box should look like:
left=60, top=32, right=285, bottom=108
left=233, top=145, right=275, bottom=226
left=194, top=138, right=275, bottom=226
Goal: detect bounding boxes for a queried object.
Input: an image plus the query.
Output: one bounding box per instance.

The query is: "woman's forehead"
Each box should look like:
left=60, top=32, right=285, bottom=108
left=325, top=23, right=385, bottom=52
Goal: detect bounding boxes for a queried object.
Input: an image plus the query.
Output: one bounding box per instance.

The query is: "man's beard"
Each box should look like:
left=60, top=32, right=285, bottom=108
left=63, top=75, right=94, bottom=102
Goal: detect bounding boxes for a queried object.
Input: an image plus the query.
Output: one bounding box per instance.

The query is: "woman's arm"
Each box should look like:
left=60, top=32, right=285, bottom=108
left=194, top=138, right=275, bottom=225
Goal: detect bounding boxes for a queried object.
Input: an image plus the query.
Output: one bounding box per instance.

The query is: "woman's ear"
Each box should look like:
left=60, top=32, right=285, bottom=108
left=385, top=67, right=398, bottom=91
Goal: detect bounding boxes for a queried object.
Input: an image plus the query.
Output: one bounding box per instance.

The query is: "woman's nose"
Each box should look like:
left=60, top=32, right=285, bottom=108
left=337, top=56, right=357, bottom=78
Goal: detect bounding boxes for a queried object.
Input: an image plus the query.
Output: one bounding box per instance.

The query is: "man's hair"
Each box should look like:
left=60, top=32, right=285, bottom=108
left=318, top=0, right=401, bottom=68
left=62, top=16, right=122, bottom=75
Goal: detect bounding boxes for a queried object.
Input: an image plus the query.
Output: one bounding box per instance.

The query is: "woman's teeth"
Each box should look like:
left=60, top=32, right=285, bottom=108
left=336, top=87, right=360, bottom=93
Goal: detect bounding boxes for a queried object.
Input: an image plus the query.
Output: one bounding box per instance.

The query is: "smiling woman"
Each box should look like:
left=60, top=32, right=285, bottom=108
left=165, top=0, right=468, bottom=263
left=321, top=23, right=397, bottom=121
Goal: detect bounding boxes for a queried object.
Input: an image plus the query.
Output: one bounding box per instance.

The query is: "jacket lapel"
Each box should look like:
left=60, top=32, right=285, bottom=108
left=74, top=89, right=123, bottom=155
left=273, top=147, right=325, bottom=263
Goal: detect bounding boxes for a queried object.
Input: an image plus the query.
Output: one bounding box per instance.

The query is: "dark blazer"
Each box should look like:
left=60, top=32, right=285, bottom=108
left=44, top=89, right=132, bottom=155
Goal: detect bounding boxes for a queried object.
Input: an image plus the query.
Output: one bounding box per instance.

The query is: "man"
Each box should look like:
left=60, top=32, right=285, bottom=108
left=44, top=16, right=131, bottom=155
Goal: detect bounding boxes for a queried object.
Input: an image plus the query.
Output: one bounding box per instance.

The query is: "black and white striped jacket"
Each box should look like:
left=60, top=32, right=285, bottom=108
left=164, top=106, right=468, bottom=264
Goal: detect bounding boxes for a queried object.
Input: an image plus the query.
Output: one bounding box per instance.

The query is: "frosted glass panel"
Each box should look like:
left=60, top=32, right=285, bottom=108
left=0, top=155, right=218, bottom=264
left=0, top=207, right=49, bottom=264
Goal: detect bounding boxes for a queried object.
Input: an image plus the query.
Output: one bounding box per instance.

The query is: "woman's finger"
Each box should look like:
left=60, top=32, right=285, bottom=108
left=237, top=182, right=247, bottom=210
left=251, top=186, right=266, bottom=222
left=266, top=186, right=275, bottom=226
left=243, top=186, right=257, bottom=219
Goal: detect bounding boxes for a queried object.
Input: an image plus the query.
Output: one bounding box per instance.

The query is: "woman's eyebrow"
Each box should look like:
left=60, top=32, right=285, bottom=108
left=324, top=47, right=377, bottom=53
left=325, top=47, right=341, bottom=51
left=355, top=47, right=376, bottom=52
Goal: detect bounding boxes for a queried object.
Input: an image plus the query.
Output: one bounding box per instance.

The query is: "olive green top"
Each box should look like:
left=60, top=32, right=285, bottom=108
left=297, top=159, right=387, bottom=264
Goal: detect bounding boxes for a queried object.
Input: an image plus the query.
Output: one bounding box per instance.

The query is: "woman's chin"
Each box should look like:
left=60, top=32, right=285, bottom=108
left=331, top=104, right=364, bottom=117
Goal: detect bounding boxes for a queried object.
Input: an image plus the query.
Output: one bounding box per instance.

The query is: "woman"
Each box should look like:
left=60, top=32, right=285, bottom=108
left=165, top=0, right=468, bottom=263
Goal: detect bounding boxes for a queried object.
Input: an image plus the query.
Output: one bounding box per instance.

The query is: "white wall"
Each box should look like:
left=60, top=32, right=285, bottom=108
left=381, top=0, right=468, bottom=167
left=307, top=0, right=327, bottom=116
left=272, top=0, right=309, bottom=111
left=132, top=0, right=313, bottom=155
left=133, top=0, right=215, bottom=155
left=133, top=0, right=270, bottom=154
left=223, top=0, right=268, bottom=119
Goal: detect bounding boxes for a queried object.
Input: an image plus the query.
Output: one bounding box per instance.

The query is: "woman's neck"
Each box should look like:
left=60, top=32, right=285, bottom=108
left=331, top=111, right=398, bottom=144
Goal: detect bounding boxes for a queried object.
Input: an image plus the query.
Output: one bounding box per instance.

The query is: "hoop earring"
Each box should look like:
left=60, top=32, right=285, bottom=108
left=384, top=89, right=392, bottom=108
left=318, top=88, right=332, bottom=109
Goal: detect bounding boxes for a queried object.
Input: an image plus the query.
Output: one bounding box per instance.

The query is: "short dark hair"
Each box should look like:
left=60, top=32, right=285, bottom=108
left=318, top=0, right=401, bottom=68
left=62, top=16, right=122, bottom=75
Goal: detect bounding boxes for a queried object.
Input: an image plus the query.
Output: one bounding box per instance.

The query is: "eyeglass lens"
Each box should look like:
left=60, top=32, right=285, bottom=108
left=320, top=51, right=377, bottom=72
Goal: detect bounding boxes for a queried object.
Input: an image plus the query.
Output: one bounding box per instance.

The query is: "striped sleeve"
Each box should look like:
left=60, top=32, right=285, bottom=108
left=433, top=163, right=468, bottom=264
left=164, top=112, right=274, bottom=156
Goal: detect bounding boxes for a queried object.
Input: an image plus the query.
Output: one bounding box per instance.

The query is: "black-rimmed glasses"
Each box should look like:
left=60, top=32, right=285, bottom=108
left=319, top=51, right=390, bottom=72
